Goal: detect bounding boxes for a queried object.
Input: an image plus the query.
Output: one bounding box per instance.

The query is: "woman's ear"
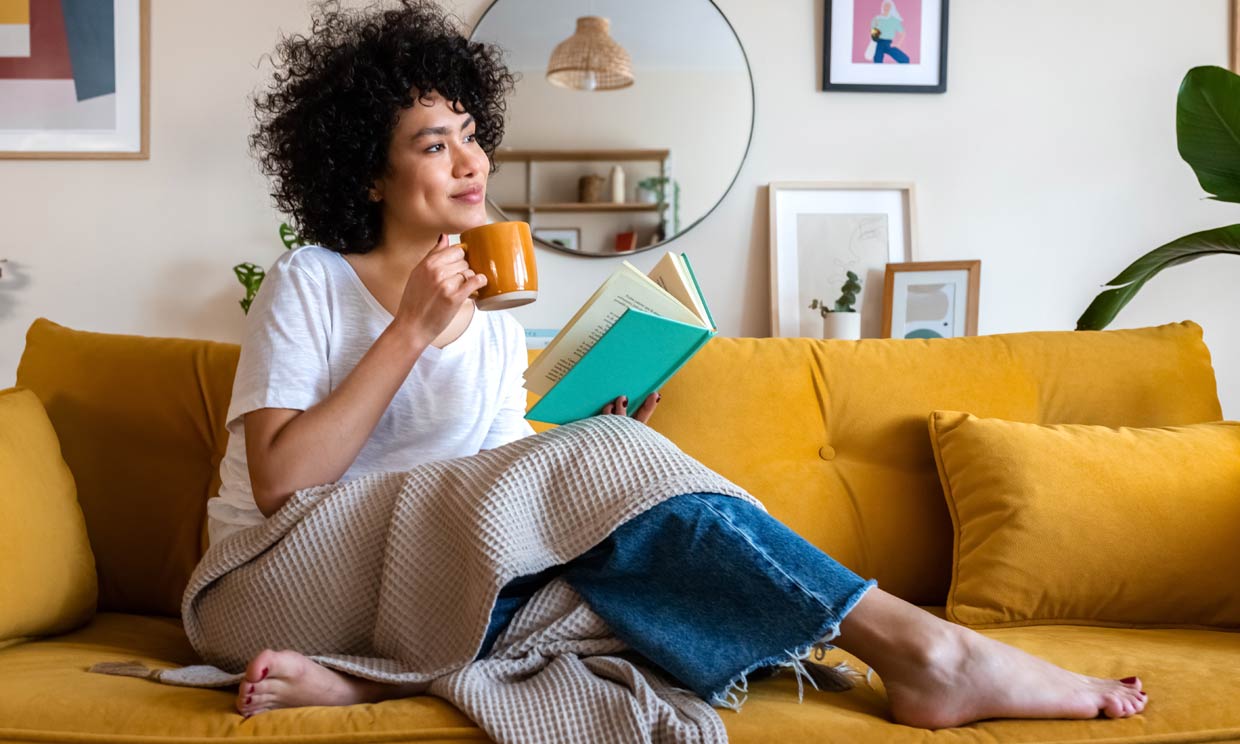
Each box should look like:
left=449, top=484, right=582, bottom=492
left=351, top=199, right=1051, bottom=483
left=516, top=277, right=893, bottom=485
left=368, top=186, right=383, bottom=202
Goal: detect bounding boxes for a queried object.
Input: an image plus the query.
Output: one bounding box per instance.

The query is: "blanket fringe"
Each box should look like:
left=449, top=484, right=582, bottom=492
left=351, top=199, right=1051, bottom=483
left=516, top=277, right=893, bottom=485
left=88, top=660, right=163, bottom=680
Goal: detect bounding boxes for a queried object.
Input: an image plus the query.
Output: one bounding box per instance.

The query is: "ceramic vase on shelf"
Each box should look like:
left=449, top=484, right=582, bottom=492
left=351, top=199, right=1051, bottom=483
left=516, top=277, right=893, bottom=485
left=610, top=165, right=625, bottom=203
left=822, top=312, right=861, bottom=340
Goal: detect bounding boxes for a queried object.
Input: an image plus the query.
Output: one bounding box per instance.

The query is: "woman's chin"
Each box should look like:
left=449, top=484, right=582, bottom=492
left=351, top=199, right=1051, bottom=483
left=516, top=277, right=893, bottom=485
left=443, top=204, right=489, bottom=233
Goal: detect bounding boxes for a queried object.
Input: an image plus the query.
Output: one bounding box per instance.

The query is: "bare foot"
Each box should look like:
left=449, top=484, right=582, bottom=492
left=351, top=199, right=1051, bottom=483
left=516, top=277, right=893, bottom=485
left=882, top=622, right=1148, bottom=729
left=236, top=649, right=418, bottom=717
left=832, top=587, right=1148, bottom=729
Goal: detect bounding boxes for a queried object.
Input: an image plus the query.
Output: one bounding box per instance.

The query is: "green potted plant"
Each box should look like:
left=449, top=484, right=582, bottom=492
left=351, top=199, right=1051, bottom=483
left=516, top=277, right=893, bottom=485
left=1077, top=65, right=1240, bottom=330
left=234, top=222, right=301, bottom=314
left=636, top=176, right=681, bottom=238
left=809, top=270, right=862, bottom=340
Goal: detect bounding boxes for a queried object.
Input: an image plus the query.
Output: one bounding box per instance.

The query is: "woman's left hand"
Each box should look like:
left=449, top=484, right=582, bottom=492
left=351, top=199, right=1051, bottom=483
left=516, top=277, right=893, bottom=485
left=601, top=392, right=661, bottom=424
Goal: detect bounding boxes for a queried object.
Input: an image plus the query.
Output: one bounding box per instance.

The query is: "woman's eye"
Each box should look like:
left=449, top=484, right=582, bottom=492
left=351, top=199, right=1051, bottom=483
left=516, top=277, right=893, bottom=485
left=425, top=134, right=475, bottom=153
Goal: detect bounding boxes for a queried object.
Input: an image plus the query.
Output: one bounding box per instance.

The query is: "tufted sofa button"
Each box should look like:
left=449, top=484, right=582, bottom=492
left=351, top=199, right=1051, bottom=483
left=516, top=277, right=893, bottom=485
left=818, top=445, right=835, bottom=460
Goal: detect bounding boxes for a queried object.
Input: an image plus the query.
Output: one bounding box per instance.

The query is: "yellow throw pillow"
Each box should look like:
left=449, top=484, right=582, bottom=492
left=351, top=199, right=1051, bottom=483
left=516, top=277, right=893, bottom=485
left=0, top=388, right=97, bottom=648
left=928, top=409, right=1240, bottom=630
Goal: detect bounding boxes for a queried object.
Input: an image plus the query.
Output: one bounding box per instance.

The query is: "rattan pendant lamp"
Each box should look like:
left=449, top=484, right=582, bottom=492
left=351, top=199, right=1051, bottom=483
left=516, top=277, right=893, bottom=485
left=546, top=16, right=634, bottom=91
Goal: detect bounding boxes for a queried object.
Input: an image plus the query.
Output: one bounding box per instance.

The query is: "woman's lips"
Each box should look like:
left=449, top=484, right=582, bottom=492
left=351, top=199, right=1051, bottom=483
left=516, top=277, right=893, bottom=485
left=452, top=188, right=483, bottom=204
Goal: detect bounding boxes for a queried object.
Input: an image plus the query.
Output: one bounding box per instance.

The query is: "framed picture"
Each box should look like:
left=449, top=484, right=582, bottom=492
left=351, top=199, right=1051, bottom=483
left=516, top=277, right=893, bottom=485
left=0, top=0, right=150, bottom=159
left=822, top=0, right=949, bottom=93
left=769, top=181, right=917, bottom=339
left=881, top=260, right=979, bottom=339
left=533, top=227, right=581, bottom=251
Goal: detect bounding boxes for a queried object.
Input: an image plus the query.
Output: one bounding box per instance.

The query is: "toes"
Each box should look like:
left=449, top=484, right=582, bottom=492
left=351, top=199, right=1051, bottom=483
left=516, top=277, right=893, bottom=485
left=1118, top=675, right=1142, bottom=692
left=244, top=649, right=277, bottom=685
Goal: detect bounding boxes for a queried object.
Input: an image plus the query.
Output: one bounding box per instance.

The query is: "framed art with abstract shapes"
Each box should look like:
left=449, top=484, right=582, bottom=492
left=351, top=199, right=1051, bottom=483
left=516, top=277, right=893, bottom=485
left=881, top=260, right=980, bottom=339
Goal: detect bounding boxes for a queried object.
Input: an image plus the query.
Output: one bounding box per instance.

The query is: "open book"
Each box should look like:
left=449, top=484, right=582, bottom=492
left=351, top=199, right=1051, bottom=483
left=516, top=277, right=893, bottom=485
left=523, top=251, right=716, bottom=425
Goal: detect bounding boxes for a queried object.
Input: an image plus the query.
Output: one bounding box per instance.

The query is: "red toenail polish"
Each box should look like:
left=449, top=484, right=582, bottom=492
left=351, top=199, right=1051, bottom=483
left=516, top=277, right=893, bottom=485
left=260, top=667, right=269, bottom=680
left=1121, top=677, right=1137, bottom=684
left=246, top=696, right=252, bottom=704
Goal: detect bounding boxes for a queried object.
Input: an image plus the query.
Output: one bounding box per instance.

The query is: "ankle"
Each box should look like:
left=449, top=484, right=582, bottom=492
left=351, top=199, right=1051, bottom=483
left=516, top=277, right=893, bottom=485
left=835, top=593, right=963, bottom=681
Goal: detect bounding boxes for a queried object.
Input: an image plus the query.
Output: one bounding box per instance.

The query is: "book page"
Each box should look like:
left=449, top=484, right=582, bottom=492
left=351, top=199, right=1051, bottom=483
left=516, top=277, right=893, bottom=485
left=523, top=263, right=705, bottom=395
left=647, top=252, right=713, bottom=329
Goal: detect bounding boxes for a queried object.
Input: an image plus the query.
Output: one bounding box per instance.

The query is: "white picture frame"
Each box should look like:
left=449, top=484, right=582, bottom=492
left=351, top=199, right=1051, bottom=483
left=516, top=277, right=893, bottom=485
left=0, top=0, right=149, bottom=159
left=532, top=227, right=581, bottom=252
left=768, top=181, right=917, bottom=338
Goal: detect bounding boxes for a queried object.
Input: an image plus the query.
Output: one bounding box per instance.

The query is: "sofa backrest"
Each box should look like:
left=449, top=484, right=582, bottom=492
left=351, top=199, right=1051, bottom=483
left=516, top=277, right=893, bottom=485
left=16, top=318, right=1221, bottom=615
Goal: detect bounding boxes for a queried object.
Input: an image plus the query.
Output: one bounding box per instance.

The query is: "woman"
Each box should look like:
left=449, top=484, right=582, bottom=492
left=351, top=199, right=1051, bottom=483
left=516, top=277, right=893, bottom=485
left=871, top=0, right=911, bottom=64
left=213, top=0, right=1148, bottom=728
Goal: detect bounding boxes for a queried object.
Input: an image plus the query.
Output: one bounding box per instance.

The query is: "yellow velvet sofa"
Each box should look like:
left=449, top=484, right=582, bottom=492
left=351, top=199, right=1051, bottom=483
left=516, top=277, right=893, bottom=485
left=4, top=316, right=1239, bottom=744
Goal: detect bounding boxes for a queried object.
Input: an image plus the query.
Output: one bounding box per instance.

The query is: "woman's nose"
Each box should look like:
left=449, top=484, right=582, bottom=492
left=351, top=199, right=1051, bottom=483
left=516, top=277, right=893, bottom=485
left=452, top=149, right=480, bottom=178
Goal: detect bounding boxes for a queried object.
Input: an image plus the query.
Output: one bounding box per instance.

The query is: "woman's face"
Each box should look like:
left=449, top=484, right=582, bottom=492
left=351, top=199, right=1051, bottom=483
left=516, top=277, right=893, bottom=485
left=372, top=90, right=490, bottom=240
left=882, top=2, right=892, bottom=14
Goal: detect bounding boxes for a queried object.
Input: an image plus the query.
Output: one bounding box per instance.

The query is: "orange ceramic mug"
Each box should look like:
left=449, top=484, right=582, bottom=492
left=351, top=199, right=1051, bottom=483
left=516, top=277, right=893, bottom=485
left=457, top=221, right=539, bottom=311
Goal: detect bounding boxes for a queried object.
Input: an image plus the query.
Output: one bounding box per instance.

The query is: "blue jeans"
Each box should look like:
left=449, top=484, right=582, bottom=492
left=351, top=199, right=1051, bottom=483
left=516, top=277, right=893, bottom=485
left=875, top=38, right=910, bottom=63
left=475, top=492, right=877, bottom=708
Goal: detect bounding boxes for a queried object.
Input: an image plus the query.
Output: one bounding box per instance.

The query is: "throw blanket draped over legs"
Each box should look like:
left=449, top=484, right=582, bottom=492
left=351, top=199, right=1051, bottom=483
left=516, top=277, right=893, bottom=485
left=90, top=416, right=854, bottom=743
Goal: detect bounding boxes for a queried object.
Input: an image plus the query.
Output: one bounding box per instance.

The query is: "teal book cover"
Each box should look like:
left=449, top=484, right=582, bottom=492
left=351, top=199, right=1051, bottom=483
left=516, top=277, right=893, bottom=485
left=525, top=307, right=715, bottom=425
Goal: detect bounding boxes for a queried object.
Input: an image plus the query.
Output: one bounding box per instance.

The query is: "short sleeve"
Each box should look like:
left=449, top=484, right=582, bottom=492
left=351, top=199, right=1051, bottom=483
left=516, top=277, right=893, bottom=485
left=225, top=257, right=332, bottom=429
left=481, top=316, right=536, bottom=450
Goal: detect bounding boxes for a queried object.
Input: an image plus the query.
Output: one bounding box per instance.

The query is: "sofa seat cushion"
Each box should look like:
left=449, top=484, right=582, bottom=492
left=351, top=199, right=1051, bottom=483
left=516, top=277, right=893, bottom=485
left=0, top=614, right=481, bottom=742
left=3, top=612, right=1239, bottom=743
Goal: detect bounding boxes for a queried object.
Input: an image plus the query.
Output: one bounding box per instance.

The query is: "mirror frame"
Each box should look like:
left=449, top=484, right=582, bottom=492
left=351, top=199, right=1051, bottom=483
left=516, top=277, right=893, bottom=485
left=469, top=0, right=755, bottom=258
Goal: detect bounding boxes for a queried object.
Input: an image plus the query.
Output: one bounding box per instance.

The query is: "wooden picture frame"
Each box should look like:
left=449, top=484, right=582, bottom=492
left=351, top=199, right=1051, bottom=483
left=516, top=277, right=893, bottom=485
left=0, top=0, right=150, bottom=159
left=1232, top=0, right=1240, bottom=74
left=822, top=0, right=950, bottom=93
left=769, top=181, right=917, bottom=338
left=881, top=259, right=980, bottom=339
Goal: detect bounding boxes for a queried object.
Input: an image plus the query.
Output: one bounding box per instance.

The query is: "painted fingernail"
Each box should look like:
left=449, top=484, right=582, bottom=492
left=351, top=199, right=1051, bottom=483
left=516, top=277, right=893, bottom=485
left=655, top=393, right=661, bottom=402
left=260, top=667, right=269, bottom=681
left=1121, top=677, right=1136, bottom=684
left=620, top=397, right=627, bottom=405
left=246, top=695, right=252, bottom=704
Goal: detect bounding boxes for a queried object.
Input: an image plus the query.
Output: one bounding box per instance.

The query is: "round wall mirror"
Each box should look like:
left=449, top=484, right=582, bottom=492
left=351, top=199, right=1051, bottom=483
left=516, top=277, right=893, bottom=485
left=471, top=0, right=754, bottom=257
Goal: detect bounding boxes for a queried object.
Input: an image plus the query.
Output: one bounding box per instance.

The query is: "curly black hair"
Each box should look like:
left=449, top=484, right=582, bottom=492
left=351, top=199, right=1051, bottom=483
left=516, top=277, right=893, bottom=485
left=249, top=0, right=517, bottom=254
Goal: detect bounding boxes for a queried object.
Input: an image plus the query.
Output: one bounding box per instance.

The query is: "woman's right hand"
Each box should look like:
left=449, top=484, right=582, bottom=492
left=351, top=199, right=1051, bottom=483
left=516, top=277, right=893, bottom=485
left=394, top=233, right=488, bottom=346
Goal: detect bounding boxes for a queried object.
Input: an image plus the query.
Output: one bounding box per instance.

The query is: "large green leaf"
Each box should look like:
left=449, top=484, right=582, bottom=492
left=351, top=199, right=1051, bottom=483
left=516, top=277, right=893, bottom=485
left=1177, top=66, right=1240, bottom=203
left=1076, top=223, right=1240, bottom=330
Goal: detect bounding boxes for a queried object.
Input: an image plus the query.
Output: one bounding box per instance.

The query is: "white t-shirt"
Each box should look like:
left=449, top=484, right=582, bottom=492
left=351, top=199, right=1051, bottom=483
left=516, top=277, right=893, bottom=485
left=208, top=244, right=535, bottom=546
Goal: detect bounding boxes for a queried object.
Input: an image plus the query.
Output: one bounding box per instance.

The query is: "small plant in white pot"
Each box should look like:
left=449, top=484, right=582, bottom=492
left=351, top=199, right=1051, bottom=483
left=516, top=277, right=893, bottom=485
left=809, top=271, right=862, bottom=340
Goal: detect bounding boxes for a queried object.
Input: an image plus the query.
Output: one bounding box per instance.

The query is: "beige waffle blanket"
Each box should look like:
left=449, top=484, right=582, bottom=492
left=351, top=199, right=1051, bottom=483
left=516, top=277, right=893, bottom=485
left=90, top=415, right=853, bottom=743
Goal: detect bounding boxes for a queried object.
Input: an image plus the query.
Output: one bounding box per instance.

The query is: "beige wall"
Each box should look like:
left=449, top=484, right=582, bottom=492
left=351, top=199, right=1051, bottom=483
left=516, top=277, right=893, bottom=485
left=1, top=0, right=1236, bottom=418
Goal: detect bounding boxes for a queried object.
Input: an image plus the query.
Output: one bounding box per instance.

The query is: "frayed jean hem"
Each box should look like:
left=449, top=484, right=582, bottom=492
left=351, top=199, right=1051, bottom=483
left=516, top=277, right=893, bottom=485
left=706, top=578, right=877, bottom=712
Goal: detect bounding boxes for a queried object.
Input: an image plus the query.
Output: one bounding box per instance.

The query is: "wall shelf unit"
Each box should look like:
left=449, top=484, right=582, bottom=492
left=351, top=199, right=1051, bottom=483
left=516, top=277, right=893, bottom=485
left=493, top=147, right=671, bottom=215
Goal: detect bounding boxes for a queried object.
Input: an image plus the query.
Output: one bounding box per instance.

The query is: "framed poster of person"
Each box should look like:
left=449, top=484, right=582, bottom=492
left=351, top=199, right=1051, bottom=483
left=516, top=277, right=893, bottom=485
left=822, top=0, right=949, bottom=93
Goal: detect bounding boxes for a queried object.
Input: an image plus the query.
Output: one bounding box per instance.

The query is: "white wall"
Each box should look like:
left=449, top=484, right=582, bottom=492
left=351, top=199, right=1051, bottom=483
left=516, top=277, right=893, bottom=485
left=1, top=0, right=1236, bottom=417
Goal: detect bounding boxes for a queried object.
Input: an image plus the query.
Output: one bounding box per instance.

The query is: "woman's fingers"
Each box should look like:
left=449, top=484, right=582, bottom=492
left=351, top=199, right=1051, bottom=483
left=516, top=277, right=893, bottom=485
left=633, top=392, right=659, bottom=424
left=600, top=392, right=660, bottom=420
